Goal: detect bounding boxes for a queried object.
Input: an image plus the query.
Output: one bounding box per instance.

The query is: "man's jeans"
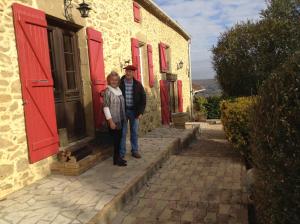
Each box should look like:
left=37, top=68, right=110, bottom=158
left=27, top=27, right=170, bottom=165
left=120, top=110, right=139, bottom=157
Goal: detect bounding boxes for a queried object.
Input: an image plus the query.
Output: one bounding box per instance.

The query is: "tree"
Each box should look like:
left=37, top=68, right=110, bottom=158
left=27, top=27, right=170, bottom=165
left=212, top=22, right=259, bottom=97
left=262, top=0, right=300, bottom=21
left=212, top=0, right=300, bottom=97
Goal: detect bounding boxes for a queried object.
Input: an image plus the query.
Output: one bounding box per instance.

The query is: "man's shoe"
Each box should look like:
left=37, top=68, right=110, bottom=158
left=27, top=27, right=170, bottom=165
left=132, top=152, right=142, bottom=158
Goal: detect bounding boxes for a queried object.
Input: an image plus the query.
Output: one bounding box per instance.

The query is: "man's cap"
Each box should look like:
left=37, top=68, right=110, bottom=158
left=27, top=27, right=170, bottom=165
left=123, top=65, right=137, bottom=71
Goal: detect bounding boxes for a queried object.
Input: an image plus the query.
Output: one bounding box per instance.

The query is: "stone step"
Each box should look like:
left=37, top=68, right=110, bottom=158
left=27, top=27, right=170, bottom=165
left=88, top=126, right=199, bottom=224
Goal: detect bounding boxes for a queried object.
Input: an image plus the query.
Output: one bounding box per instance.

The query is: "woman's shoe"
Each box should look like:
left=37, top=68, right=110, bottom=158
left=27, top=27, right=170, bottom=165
left=116, top=160, right=127, bottom=166
left=120, top=158, right=127, bottom=163
left=113, top=159, right=127, bottom=166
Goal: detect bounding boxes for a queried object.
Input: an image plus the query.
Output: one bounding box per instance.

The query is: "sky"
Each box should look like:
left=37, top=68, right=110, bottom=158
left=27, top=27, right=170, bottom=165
left=154, top=0, right=267, bottom=79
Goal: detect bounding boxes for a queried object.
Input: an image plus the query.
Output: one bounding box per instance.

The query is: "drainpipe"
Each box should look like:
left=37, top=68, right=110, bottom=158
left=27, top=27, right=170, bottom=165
left=188, top=39, right=194, bottom=120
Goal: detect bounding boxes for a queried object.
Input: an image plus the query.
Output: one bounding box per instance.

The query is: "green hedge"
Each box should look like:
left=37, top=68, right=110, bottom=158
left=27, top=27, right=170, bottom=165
left=194, top=95, right=222, bottom=119
left=220, top=97, right=255, bottom=163
left=206, top=96, right=222, bottom=119
left=251, top=53, right=300, bottom=224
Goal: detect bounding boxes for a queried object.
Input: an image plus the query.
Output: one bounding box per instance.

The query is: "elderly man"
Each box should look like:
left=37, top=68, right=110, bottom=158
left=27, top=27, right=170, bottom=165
left=119, top=65, right=146, bottom=159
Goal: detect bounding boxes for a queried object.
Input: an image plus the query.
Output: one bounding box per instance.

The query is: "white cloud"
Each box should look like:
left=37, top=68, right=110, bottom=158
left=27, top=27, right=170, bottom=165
left=154, top=0, right=267, bottom=79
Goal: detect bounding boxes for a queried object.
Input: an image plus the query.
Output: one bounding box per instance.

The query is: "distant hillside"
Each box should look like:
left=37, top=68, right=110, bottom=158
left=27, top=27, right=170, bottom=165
left=192, top=83, right=204, bottom=90
left=192, top=79, right=222, bottom=97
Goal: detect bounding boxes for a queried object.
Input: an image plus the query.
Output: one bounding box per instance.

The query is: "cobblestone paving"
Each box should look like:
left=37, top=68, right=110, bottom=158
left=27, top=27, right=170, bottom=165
left=0, top=128, right=195, bottom=224
left=111, top=124, right=248, bottom=224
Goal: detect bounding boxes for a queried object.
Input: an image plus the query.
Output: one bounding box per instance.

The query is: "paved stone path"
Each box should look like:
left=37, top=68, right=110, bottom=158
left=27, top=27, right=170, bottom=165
left=111, top=123, right=248, bottom=224
left=0, top=128, right=196, bottom=224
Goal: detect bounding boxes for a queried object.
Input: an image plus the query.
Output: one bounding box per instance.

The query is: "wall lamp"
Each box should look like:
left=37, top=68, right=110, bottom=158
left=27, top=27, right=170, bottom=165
left=64, top=0, right=92, bottom=21
left=177, top=60, right=184, bottom=70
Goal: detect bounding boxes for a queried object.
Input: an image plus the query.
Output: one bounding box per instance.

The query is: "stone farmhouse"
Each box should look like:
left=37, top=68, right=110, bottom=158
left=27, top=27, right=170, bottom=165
left=0, top=0, right=192, bottom=199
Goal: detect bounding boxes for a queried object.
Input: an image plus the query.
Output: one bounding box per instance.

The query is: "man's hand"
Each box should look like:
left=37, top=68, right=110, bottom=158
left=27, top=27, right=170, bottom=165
left=109, top=120, right=117, bottom=130
left=137, top=114, right=143, bottom=119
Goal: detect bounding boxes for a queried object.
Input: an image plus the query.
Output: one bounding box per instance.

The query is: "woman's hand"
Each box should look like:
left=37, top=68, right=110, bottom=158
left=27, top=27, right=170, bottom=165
left=99, top=90, right=105, bottom=97
left=109, top=120, right=117, bottom=130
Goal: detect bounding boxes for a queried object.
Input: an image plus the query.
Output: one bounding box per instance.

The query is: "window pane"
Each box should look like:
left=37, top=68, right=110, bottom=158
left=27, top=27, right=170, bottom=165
left=139, top=46, right=144, bottom=85
left=63, top=34, right=73, bottom=53
left=64, top=53, right=75, bottom=72
left=166, top=47, right=171, bottom=71
left=47, top=29, right=58, bottom=91
left=66, top=71, right=76, bottom=89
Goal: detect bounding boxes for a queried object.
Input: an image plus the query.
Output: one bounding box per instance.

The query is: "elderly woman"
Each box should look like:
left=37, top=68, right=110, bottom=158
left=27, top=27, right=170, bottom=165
left=103, top=71, right=127, bottom=166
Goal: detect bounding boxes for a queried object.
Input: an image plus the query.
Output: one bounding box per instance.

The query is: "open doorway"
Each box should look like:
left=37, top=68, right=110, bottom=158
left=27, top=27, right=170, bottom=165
left=47, top=17, right=86, bottom=143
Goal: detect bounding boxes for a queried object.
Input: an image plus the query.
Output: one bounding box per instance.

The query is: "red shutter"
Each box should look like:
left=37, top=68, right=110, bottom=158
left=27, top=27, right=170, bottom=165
left=87, top=27, right=107, bottom=129
left=147, top=44, right=154, bottom=87
left=159, top=43, right=168, bottom=72
left=133, top=2, right=141, bottom=23
left=12, top=3, right=59, bottom=163
left=177, top=80, right=183, bottom=112
left=160, top=80, right=170, bottom=125
left=131, top=38, right=141, bottom=81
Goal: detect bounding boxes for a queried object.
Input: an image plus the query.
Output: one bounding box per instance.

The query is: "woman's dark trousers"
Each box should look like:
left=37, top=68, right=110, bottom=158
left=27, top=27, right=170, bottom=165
left=109, top=128, right=122, bottom=164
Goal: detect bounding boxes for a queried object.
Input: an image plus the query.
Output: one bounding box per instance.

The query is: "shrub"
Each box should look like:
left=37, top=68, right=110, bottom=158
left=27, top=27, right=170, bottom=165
left=205, top=96, right=222, bottom=119
left=194, top=96, right=208, bottom=114
left=220, top=97, right=256, bottom=162
left=193, top=96, right=207, bottom=121
left=194, top=95, right=223, bottom=119
left=251, top=53, right=300, bottom=224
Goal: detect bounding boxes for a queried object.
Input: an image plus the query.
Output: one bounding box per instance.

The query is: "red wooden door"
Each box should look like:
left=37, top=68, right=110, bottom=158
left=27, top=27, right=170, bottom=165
left=87, top=27, right=106, bottom=129
left=177, top=80, right=183, bottom=112
left=131, top=38, right=141, bottom=81
left=160, top=80, right=171, bottom=125
left=12, top=3, right=59, bottom=163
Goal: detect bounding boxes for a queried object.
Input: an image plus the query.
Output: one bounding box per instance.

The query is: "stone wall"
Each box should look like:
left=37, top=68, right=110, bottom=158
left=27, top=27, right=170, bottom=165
left=0, top=0, right=191, bottom=199
left=0, top=0, right=55, bottom=200
left=84, top=0, right=191, bottom=134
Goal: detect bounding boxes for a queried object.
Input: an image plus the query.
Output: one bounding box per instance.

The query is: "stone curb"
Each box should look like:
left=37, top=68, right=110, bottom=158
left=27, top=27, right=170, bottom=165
left=87, top=127, right=198, bottom=224
left=181, top=126, right=199, bottom=150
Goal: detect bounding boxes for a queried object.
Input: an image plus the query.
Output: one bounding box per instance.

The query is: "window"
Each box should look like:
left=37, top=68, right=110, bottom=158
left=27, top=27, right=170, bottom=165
left=139, top=46, right=144, bottom=85
left=166, top=46, right=171, bottom=71
left=138, top=42, right=152, bottom=87
left=132, top=38, right=153, bottom=86
left=133, top=2, right=141, bottom=23
left=131, top=38, right=141, bottom=81
left=147, top=44, right=154, bottom=87
left=159, top=43, right=171, bottom=73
